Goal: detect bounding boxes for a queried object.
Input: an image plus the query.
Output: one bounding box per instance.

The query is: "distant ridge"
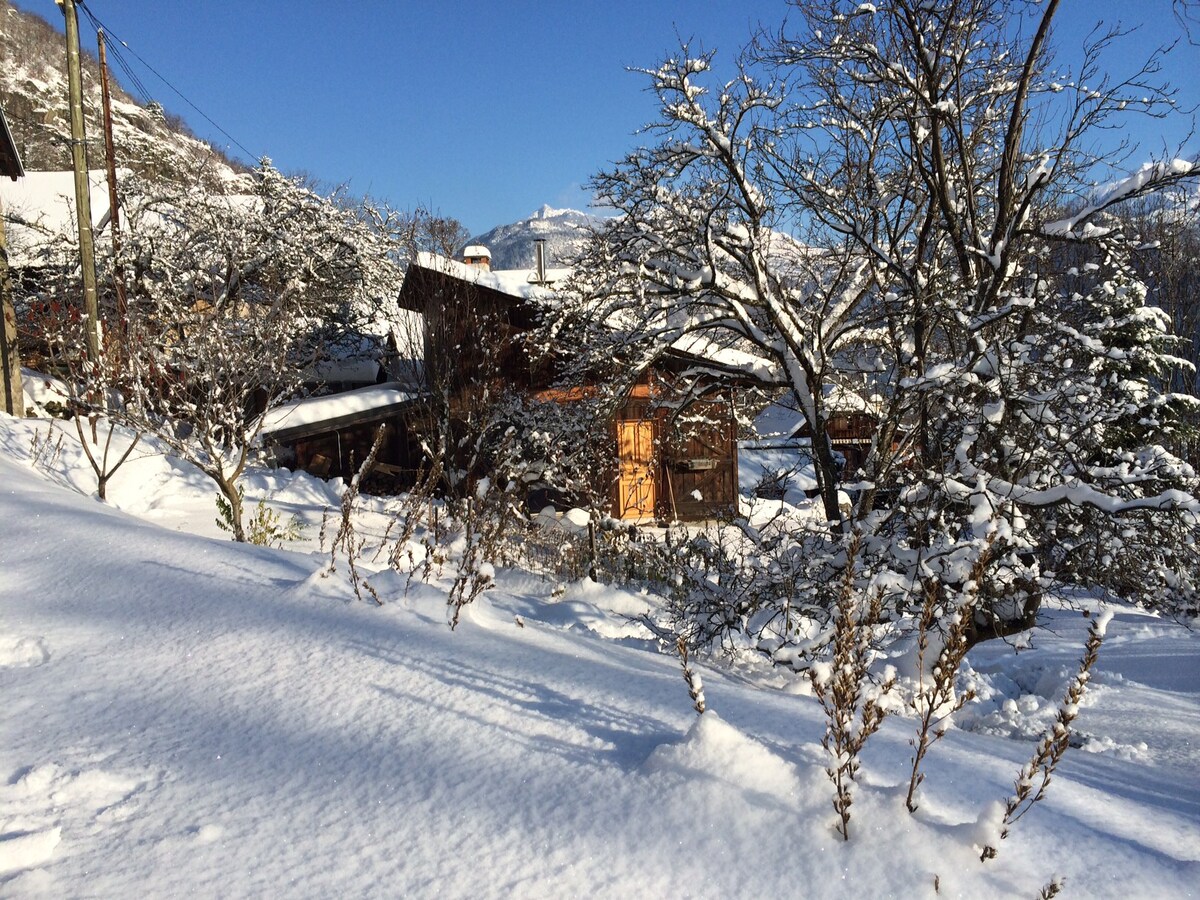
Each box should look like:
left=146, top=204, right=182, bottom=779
left=466, top=204, right=603, bottom=271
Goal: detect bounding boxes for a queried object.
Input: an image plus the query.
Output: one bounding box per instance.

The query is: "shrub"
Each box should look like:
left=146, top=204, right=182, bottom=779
left=216, top=486, right=305, bottom=548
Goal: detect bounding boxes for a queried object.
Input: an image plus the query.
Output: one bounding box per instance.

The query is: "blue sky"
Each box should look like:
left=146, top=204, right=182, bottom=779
left=17, top=0, right=1199, bottom=236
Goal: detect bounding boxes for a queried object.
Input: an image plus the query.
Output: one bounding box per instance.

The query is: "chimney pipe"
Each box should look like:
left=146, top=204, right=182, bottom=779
left=534, top=238, right=547, bottom=285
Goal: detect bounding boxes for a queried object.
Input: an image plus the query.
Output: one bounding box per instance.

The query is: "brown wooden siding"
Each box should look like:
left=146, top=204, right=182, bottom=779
left=398, top=260, right=743, bottom=521
left=610, top=385, right=739, bottom=522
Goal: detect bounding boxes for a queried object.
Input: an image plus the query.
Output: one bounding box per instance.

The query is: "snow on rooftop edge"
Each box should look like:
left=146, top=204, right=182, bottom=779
left=261, top=383, right=416, bottom=435
left=0, top=171, right=117, bottom=263
left=411, top=251, right=566, bottom=300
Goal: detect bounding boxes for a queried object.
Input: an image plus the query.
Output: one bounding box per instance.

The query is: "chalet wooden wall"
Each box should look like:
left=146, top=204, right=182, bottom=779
left=399, top=258, right=743, bottom=522
left=657, top=404, right=738, bottom=521
left=611, top=377, right=739, bottom=522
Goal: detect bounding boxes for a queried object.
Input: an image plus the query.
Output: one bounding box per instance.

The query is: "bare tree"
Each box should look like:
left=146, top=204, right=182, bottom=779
left=12, top=158, right=408, bottom=538
left=124, top=161, right=405, bottom=539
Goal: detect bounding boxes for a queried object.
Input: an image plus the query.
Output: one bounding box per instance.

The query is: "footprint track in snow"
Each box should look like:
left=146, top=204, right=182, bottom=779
left=1, top=760, right=159, bottom=878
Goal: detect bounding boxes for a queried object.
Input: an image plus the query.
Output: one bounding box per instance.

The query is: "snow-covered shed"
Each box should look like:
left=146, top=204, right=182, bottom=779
left=261, top=382, right=423, bottom=485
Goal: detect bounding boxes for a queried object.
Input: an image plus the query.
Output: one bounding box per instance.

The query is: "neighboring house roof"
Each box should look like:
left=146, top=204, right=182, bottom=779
left=823, top=383, right=884, bottom=417
left=752, top=396, right=809, bottom=443
left=668, top=330, right=777, bottom=384
left=0, top=107, right=23, bottom=180
left=409, top=251, right=569, bottom=300
left=0, top=169, right=116, bottom=266
left=752, top=384, right=882, bottom=441
left=261, top=382, right=419, bottom=444
left=401, top=252, right=770, bottom=382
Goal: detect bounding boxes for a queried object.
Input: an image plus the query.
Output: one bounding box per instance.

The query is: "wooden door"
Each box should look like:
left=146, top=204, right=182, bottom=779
left=663, top=416, right=735, bottom=520
left=616, top=419, right=656, bottom=519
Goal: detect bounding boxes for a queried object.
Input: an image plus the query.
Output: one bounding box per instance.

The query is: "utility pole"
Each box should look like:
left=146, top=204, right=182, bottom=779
left=97, top=28, right=127, bottom=337
left=56, top=0, right=101, bottom=363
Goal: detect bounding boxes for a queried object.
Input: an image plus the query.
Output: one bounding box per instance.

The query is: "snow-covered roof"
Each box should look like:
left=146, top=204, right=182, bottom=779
left=0, top=169, right=118, bottom=266
left=752, top=396, right=807, bottom=441
left=261, top=382, right=418, bottom=440
left=752, top=384, right=883, bottom=441
left=411, top=251, right=568, bottom=301
left=462, top=244, right=491, bottom=259
left=669, top=331, right=776, bottom=383
left=824, top=383, right=883, bottom=415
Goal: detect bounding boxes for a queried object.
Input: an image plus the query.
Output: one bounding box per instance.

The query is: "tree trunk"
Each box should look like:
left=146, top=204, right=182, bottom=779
left=0, top=207, right=24, bottom=418
left=218, top=477, right=247, bottom=542
left=800, top=391, right=845, bottom=529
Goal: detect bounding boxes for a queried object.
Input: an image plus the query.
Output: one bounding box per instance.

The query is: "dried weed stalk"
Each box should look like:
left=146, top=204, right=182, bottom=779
left=445, top=490, right=510, bottom=629
left=905, top=545, right=992, bottom=813
left=29, top=423, right=65, bottom=472
left=676, top=635, right=707, bottom=715
left=810, top=537, right=895, bottom=841
left=383, top=455, right=445, bottom=574
left=326, top=423, right=386, bottom=605
left=979, top=611, right=1111, bottom=861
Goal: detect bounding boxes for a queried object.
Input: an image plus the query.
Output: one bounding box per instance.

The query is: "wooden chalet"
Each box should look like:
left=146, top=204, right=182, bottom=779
left=582, top=353, right=744, bottom=522
left=754, top=387, right=882, bottom=481
left=395, top=250, right=742, bottom=521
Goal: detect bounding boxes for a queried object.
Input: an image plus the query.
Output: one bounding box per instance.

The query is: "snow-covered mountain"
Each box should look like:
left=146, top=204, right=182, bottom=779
left=467, top=204, right=602, bottom=271
left=0, top=0, right=246, bottom=188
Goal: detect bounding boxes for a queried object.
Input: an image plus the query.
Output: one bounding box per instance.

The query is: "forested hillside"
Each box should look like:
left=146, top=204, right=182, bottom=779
left=0, top=0, right=245, bottom=184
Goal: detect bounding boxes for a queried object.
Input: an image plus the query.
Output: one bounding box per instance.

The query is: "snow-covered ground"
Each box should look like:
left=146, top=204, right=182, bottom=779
left=1, top=411, right=1198, bottom=898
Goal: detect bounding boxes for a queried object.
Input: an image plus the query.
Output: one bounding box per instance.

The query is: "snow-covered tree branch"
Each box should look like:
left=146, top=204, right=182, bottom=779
left=548, top=0, right=1199, bottom=654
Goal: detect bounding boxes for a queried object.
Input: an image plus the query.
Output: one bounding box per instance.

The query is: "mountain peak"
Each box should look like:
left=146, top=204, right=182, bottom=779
left=532, top=203, right=585, bottom=221
left=468, top=205, right=602, bottom=271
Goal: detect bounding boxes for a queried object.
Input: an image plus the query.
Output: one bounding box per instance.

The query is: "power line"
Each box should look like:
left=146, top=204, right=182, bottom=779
left=76, top=0, right=261, bottom=164
left=74, top=4, right=152, bottom=101
left=106, top=44, right=152, bottom=101
left=96, top=33, right=152, bottom=104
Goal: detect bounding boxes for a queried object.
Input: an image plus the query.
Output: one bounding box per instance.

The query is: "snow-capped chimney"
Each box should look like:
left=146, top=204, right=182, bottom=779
left=462, top=244, right=491, bottom=272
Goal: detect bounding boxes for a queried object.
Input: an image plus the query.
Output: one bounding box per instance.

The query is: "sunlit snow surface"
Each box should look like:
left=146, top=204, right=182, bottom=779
left=1, top=412, right=1197, bottom=898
